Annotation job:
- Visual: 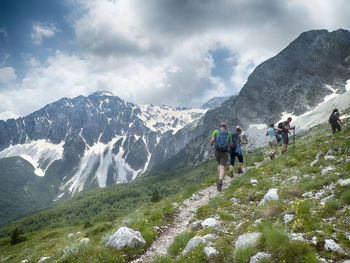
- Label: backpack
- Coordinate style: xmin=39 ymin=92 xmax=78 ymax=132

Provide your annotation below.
xmin=230 ymin=133 xmax=242 ymax=154
xmin=277 ymin=122 xmax=283 ymax=134
xmin=329 ymin=112 xmax=337 ymax=125
xmin=215 ymin=129 xmax=230 ymax=152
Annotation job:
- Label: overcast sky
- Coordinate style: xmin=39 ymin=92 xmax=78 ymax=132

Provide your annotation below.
xmin=0 ymin=0 xmax=349 ymax=119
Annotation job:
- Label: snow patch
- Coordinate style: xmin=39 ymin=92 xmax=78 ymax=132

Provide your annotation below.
xmin=0 ymin=140 xmax=64 ymax=177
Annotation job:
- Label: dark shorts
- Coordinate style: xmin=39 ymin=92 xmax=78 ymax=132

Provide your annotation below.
xmin=331 ymin=123 xmax=341 ymax=133
xmin=230 ymin=151 xmax=243 ymax=165
xmin=282 ymin=133 xmax=289 ymax=144
xmin=215 ymin=150 xmax=228 ymax=166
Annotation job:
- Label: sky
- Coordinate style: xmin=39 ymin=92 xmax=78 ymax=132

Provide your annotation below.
xmin=0 ymin=0 xmax=349 ymax=119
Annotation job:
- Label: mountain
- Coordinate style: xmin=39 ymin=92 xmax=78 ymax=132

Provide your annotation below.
xmin=0 ymin=92 xmax=206 ymax=226
xmin=149 ymin=29 xmax=350 ymax=166
xmin=201 ymin=96 xmax=232 ymax=109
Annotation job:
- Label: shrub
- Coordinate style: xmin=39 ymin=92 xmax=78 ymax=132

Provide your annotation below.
xmin=168 ymin=230 xmax=195 ymax=257
xmin=10 ymin=227 xmax=26 ymax=245
xmin=233 ymin=245 xmax=258 ymax=263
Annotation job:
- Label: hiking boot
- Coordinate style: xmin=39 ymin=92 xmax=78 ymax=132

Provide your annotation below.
xmin=237 ymin=167 xmax=243 ymax=174
xmin=229 ymin=171 xmax=234 ymax=178
xmin=217 ymin=179 xmax=223 ymax=192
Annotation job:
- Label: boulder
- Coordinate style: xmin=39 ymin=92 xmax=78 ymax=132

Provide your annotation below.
xmin=182 ymin=236 xmax=206 ymax=256
xmin=283 ymin=214 xmax=294 ymax=224
xmin=106 ymin=227 xmax=146 ymax=251
xmin=321 ymin=166 xmax=335 ymax=175
xmin=235 ymin=232 xmax=261 ymax=249
xmin=249 ymin=252 xmax=271 ymax=263
xmin=259 ymin=188 xmax=278 ymax=206
xmin=79 ymin=237 xmax=90 ymax=245
xmin=324 ymin=239 xmax=345 ymax=254
xmin=201 ymin=218 xmax=220 ymax=228
xmin=338 ymin=178 xmax=350 ymax=187
xmin=289 ymin=233 xmax=305 ymax=242
xmin=204 ymin=246 xmax=218 ymax=259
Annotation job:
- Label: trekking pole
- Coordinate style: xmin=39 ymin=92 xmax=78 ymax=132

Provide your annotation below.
xmin=293 ymin=128 xmax=296 ymax=148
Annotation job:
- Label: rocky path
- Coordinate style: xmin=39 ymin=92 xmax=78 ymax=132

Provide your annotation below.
xmin=130 ymin=164 xmax=261 ymax=263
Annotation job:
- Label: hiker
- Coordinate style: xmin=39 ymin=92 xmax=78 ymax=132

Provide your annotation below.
xmin=229 ymin=126 xmax=248 ymax=177
xmin=211 ymin=122 xmax=232 ymax=191
xmin=266 ymin=124 xmax=282 ymax=159
xmin=329 ymin=108 xmax=342 ymax=133
xmin=281 ymin=117 xmax=295 ymax=154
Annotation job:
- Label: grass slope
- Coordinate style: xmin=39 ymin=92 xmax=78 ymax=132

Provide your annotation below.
xmin=0 ymin=115 xmax=349 ymax=262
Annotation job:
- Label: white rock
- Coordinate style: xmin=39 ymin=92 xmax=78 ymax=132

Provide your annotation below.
xmin=338 ymin=157 xmax=344 ymax=163
xmin=324 ymin=239 xmax=345 ymax=254
xmin=230 ymin=197 xmax=239 ymax=204
xmin=326 ymin=149 xmax=334 ymax=156
xmin=201 ymin=218 xmax=220 ymax=228
xmin=342 ymin=260 xmax=350 ymax=263
xmin=315 ymin=151 xmax=323 ymax=159
xmin=324 ymin=155 xmax=336 ymax=160
xmin=320 ymin=194 xmax=334 ymax=205
xmin=106 ymin=227 xmax=146 ymax=251
xmin=289 ymin=233 xmax=305 ymax=242
xmin=321 ymin=166 xmax=335 ymax=175
xmin=68 ymin=233 xmax=74 ymax=238
xmin=235 ymin=232 xmax=262 ymax=249
xmin=302 ymin=191 xmax=313 ymax=198
xmin=204 ymin=246 xmax=218 ymax=259
xmin=311 ymin=236 xmax=317 ymax=245
xmin=21 ymin=260 xmax=29 ymax=263
xmin=38 ymin=257 xmax=50 ymax=263
xmin=79 ymin=237 xmax=90 ymax=245
xmin=259 ymin=188 xmax=278 ymax=206
xmin=182 ymin=236 xmax=206 ymax=256
xmin=283 ymin=214 xmax=294 ymax=224
xmin=76 ymin=231 xmax=81 ymax=235
xmin=338 ymin=178 xmax=350 ymax=187
xmin=249 ymin=252 xmax=271 ymax=263
xmin=250 ymin=179 xmax=258 ymax=185
xmin=310 ymin=159 xmax=320 ymax=167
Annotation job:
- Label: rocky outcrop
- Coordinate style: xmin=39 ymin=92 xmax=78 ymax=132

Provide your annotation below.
xmin=106 ymin=227 xmax=146 ymax=251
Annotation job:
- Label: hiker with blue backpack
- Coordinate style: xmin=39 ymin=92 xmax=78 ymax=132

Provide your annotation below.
xmin=266 ymin=124 xmax=282 ymax=159
xmin=229 ymin=126 xmax=248 ymax=177
xmin=211 ymin=122 xmax=232 ymax=192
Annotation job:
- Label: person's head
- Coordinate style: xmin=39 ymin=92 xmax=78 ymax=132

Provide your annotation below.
xmin=270 ymin=124 xmax=274 ymax=128
xmin=287 ymin=117 xmax=292 ymax=123
xmin=236 ymin=125 xmax=242 ymax=134
xmin=333 ymin=108 xmax=338 ymax=113
xmin=220 ymin=122 xmax=228 ymax=129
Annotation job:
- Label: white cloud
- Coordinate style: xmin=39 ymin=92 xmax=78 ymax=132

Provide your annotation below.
xmin=2 ymin=0 xmax=350 ymax=117
xmin=31 ymin=24 xmax=57 ymax=45
xmin=0 ymin=67 xmax=17 ymax=84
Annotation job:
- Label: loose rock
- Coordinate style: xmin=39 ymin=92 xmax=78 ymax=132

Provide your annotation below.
xmin=283 ymin=214 xmax=294 ymax=224
xmin=204 ymin=246 xmax=218 ymax=259
xmin=38 ymin=257 xmax=50 ymax=263
xmin=235 ymin=232 xmax=261 ymax=249
xmin=321 ymin=166 xmax=335 ymax=175
xmin=259 ymin=188 xmax=279 ymax=206
xmin=182 ymin=236 xmax=206 ymax=256
xmin=201 ymin=218 xmax=220 ymax=228
xmin=106 ymin=227 xmax=146 ymax=251
xmin=338 ymin=178 xmax=350 ymax=187
xmin=79 ymin=237 xmax=90 ymax=245
xmin=324 ymin=239 xmax=345 ymax=254
xmin=249 ymin=252 xmax=271 ymax=263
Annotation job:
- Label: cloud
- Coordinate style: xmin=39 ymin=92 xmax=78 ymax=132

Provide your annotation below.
xmin=2 ymin=0 xmax=350 ymax=117
xmin=0 ymin=67 xmax=17 ymax=84
xmin=31 ymin=24 xmax=57 ymax=45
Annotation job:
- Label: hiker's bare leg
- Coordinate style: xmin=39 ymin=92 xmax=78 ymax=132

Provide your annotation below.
xmin=217 ymin=165 xmax=220 ymax=177
xmin=219 ymin=164 xmax=225 ymax=180
xmin=230 ymin=165 xmax=234 ymax=172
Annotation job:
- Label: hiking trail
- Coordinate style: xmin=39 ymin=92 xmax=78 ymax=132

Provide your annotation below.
xmin=130 ymin=162 xmax=264 ymax=263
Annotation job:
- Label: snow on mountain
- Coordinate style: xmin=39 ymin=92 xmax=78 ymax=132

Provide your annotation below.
xmin=137 ymin=104 xmax=207 ymax=134
xmin=0 ymin=139 xmax=64 ymax=176
xmin=244 ymin=80 xmax=350 ymax=149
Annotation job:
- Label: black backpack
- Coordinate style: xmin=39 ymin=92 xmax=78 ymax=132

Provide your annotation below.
xmin=329 ymin=112 xmax=337 ymax=124
xmin=277 ymin=122 xmax=283 ymax=134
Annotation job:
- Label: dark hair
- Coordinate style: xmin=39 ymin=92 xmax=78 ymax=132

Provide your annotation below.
xmin=270 ymin=124 xmax=274 ymax=128
xmin=333 ymin=108 xmax=338 ymax=113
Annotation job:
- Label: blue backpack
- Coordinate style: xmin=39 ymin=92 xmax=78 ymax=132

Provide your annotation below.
xmin=231 ymin=133 xmax=242 ymax=155
xmin=215 ymin=129 xmax=230 ymax=152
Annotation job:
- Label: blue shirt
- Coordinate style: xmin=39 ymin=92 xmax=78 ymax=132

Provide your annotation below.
xmin=267 ymin=128 xmax=276 ymax=139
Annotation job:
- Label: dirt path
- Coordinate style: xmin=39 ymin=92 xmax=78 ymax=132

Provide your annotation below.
xmin=130 ymin=164 xmax=262 ymax=263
